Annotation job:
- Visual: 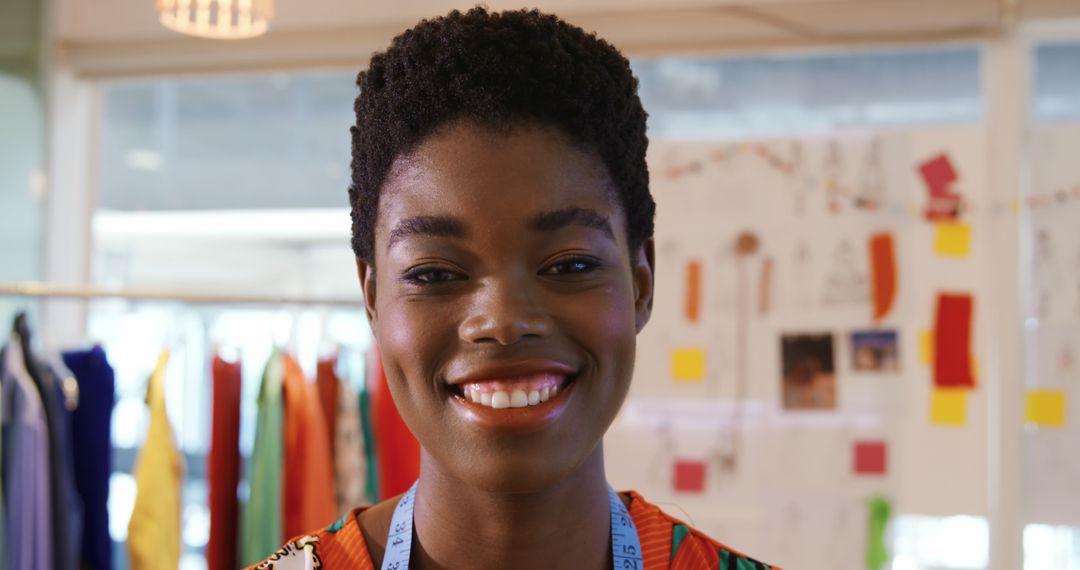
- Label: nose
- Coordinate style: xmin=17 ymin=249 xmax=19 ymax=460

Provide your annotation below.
xmin=458 ymin=275 xmax=552 ymax=346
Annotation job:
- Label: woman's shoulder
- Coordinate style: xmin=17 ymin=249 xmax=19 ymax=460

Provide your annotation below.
xmin=623 ymin=490 xmax=781 ymax=570
xmin=243 ymin=506 xmax=377 ymax=570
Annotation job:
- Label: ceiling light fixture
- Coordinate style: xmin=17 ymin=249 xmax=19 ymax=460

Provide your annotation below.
xmin=157 ymin=0 xmax=274 ymax=40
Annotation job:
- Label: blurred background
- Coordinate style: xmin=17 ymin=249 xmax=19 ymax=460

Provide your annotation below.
xmin=1 ymin=0 xmax=1079 ymax=569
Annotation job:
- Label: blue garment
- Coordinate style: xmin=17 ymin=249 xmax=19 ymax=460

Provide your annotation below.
xmin=0 ymin=342 xmax=6 ymax=570
xmin=1 ymin=337 xmax=53 ymax=570
xmin=20 ymin=339 xmax=82 ymax=570
xmin=62 ymin=346 xmax=115 ymax=570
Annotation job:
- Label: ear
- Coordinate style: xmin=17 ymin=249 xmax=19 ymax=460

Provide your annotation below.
xmin=356 ymin=257 xmax=378 ymax=326
xmin=632 ymin=238 xmax=655 ymax=333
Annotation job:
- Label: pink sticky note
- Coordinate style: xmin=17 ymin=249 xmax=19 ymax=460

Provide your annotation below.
xmin=673 ymin=460 xmax=706 ymax=493
xmin=853 ymin=441 xmax=887 ymax=476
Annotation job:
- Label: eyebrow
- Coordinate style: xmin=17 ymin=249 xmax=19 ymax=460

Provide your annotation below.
xmin=386 ymin=206 xmax=615 ymax=250
xmin=387 ymin=215 xmax=468 ymax=249
xmin=529 ymin=207 xmax=615 ymax=240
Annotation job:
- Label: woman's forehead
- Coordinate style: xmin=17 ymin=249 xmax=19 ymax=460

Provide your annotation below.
xmin=377 ymin=123 xmax=622 ymax=233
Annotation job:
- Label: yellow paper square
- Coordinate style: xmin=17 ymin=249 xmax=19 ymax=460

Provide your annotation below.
xmin=671 ymin=348 xmax=706 ymax=382
xmin=919 ymin=329 xmax=934 ymax=365
xmin=1026 ymin=390 xmax=1066 ymax=427
xmin=931 ymin=389 xmax=967 ymax=426
xmin=934 ymin=222 xmax=972 ymax=258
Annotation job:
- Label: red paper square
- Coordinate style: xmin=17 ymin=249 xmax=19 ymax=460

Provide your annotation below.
xmin=673 ymin=460 xmax=706 ymax=493
xmin=918 ymin=154 xmax=958 ymax=198
xmin=853 ymin=441 xmax=887 ymax=476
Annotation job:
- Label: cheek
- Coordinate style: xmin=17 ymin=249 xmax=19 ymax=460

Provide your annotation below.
xmin=374 ymin=298 xmax=457 ymax=396
xmin=566 ymin=282 xmax=638 ymax=365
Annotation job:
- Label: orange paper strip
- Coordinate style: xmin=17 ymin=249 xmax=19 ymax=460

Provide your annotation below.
xmin=869 ymin=233 xmax=897 ymax=322
xmin=685 ymin=260 xmax=702 ymax=323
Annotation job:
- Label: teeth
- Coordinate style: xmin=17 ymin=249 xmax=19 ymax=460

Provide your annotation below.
xmin=510 ymin=389 xmax=528 ymax=408
xmin=490 ymin=391 xmax=511 ymax=409
xmin=460 ymin=381 xmax=567 ymax=409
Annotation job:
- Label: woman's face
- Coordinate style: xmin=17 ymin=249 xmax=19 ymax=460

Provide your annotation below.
xmin=358 ymin=122 xmax=654 ymax=493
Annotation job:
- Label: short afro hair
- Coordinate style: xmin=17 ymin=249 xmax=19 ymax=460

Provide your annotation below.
xmin=349 ymin=6 xmax=654 ymax=264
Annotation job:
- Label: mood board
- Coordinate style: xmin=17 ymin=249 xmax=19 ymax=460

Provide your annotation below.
xmin=603 ymin=124 xmax=1005 ymax=569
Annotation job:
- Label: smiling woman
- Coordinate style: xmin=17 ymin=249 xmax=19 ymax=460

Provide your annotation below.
xmin=246 ymin=7 xmax=777 ymax=570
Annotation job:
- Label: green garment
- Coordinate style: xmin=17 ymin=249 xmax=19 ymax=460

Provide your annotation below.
xmin=241 ymin=350 xmax=285 ymax=566
xmin=358 ymin=386 xmax=379 ymax=504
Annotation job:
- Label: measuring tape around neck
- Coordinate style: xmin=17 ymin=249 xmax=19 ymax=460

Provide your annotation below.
xmin=380 ymin=482 xmax=644 ymax=570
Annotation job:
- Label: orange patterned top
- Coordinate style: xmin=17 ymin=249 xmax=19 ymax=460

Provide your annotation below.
xmin=246 ymin=490 xmax=780 ymax=570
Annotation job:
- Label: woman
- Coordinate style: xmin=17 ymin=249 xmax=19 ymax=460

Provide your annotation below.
xmin=249 ymin=7 xmax=778 ymax=569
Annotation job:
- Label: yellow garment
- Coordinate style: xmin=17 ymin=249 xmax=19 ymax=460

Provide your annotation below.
xmin=127 ymin=351 xmax=185 ymax=569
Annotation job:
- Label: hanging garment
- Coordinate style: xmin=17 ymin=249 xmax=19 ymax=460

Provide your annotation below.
xmin=368 ymin=349 xmax=419 ymax=500
xmin=357 ymin=382 xmax=378 ymax=504
xmin=241 ymin=350 xmax=285 ymax=566
xmin=316 ymin=357 xmax=339 ymax=468
xmin=207 ymin=354 xmax=242 ymax=570
xmin=1 ymin=335 xmax=53 ymax=570
xmin=127 ymin=350 xmax=184 ymax=570
xmin=0 ymin=342 xmax=6 ymax=570
xmin=62 ymin=345 xmax=116 ymax=570
xmin=332 ymin=369 xmax=366 ymax=516
xmin=281 ymin=354 xmax=337 ymax=539
xmin=16 ymin=318 xmax=82 ymax=570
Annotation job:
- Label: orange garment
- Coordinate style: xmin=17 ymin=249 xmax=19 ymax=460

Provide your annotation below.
xmin=315 ymin=357 xmax=340 ymax=467
xmin=245 ymin=490 xmax=780 ymax=569
xmin=281 ymin=355 xmax=337 ymax=540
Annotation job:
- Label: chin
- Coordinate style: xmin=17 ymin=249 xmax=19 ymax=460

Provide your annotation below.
xmin=433 ymin=438 xmax=602 ymax=495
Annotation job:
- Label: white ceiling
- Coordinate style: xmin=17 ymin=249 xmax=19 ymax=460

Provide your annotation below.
xmin=53 ymin=0 xmax=1080 ymax=76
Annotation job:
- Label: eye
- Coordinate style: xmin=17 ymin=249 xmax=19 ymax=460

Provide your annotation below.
xmin=542 ymin=256 xmax=601 ymax=276
xmin=403 ymin=267 xmax=463 ymax=284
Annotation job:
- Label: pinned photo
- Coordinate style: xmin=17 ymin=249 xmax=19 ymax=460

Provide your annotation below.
xmin=851 ymin=330 xmax=900 ymax=372
xmin=781 ymin=333 xmax=837 ymax=410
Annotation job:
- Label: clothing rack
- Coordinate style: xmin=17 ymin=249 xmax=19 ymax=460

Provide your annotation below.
xmin=0 ymin=281 xmax=359 ymax=307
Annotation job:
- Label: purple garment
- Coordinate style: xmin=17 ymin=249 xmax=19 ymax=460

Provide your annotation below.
xmin=1 ymin=339 xmax=53 ymax=570
xmin=62 ymin=345 xmax=115 ymax=570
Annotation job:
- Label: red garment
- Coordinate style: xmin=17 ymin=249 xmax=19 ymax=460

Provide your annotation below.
xmin=316 ymin=357 xmax=340 ymax=467
xmin=368 ymin=348 xmax=420 ymax=500
xmin=282 ymin=355 xmax=338 ymax=540
xmin=207 ymin=355 xmax=242 ymax=570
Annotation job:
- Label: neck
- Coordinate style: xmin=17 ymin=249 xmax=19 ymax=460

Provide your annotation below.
xmin=411 ymin=445 xmax=612 ymax=570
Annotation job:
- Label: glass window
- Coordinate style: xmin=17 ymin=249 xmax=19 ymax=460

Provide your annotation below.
xmin=1033 ymin=43 xmax=1080 ymax=121
xmin=95 ymin=70 xmax=367 ymax=570
xmin=633 ymin=47 xmax=982 ymax=138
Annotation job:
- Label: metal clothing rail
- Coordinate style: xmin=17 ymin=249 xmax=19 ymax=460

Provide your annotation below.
xmin=0 ymin=281 xmax=360 ymax=307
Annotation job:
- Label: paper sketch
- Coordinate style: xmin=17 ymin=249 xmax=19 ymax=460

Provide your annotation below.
xmin=823 ymin=240 xmax=870 ymax=307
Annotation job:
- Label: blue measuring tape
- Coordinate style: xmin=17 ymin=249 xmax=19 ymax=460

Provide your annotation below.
xmin=380 ymin=482 xmax=644 ymax=570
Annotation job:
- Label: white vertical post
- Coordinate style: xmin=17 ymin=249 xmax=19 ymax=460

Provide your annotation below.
xmin=41 ymin=60 xmax=98 ymax=350
xmin=982 ymin=28 xmax=1029 ymax=570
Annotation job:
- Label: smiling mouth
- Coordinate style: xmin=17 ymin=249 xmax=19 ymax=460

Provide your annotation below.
xmin=450 ymin=372 xmax=573 ymax=409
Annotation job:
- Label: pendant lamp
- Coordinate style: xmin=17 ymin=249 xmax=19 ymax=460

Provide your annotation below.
xmin=158 ymin=0 xmax=274 ymax=40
